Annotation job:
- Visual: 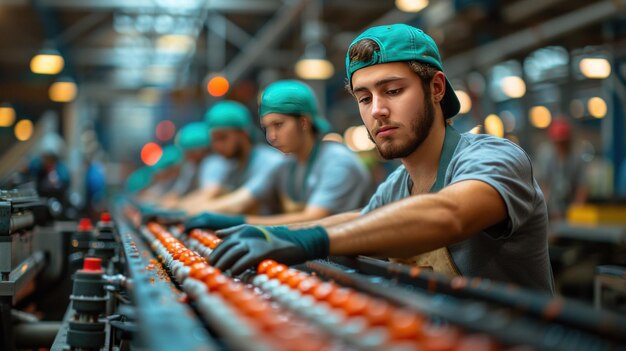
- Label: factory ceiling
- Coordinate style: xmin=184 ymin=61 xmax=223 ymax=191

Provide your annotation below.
xmin=0 ymin=0 xmax=617 ymax=112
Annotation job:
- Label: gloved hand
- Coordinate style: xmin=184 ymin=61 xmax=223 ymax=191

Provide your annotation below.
xmin=209 ymin=225 xmax=329 ymax=275
xmin=183 ymin=212 xmax=245 ymax=232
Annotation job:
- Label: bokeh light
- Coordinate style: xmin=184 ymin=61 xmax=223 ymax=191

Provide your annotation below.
xmin=207 ymin=76 xmax=230 ymax=97
xmin=141 ymin=142 xmax=163 ymax=166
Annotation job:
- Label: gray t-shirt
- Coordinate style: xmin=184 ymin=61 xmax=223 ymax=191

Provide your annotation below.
xmin=198 ymin=154 xmax=233 ymax=189
xmin=170 ymin=160 xmax=198 ymax=196
xmin=362 ymin=132 xmax=554 ymax=293
xmin=268 ymin=141 xmax=372 ymax=213
xmin=199 ymin=145 xmax=285 ymax=214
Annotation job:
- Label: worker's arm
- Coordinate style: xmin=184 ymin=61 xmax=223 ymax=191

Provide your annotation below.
xmin=286 ymin=211 xmax=361 ymax=229
xmin=327 ymin=180 xmax=507 ymax=258
xmin=209 ymin=180 xmax=508 ymax=274
xmin=186 ymin=187 xmax=258 ymax=215
xmin=245 ymin=206 xmax=332 ymax=226
xmin=177 ymin=185 xmax=223 ymax=213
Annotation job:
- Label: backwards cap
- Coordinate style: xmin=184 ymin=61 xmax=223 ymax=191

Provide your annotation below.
xmin=345 ymin=24 xmax=460 ymax=119
xmin=204 ymin=100 xmax=255 ymax=138
xmin=176 ymin=122 xmax=210 ymax=151
xmin=259 ymin=80 xmax=332 ymax=134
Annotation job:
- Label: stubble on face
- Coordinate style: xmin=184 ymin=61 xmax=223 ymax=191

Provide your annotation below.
xmin=368 ymin=93 xmax=435 ymax=160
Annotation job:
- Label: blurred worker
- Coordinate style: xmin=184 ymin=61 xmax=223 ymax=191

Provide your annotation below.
xmin=179 ymin=100 xmax=285 ymax=215
xmin=23 ymin=132 xmax=71 ymax=202
xmin=139 ymin=145 xmax=183 ymax=202
xmin=209 ymin=24 xmax=554 ymax=293
xmin=160 ymin=122 xmax=212 ymax=207
xmin=84 ymin=151 xmax=107 ymax=217
xmin=173 ymin=121 xmax=240 ymax=209
xmin=535 ymin=117 xmax=588 ymax=219
xmin=183 ymin=80 xmax=372 ymax=230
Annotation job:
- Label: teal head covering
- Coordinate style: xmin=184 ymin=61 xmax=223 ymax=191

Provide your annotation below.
xmin=126 ymin=167 xmax=154 ymax=193
xmin=176 ymin=122 xmax=210 ymax=151
xmin=259 ymin=80 xmax=332 ymax=134
xmin=345 ymin=24 xmax=460 ymax=119
xmin=152 ymin=145 xmax=183 ymax=171
xmin=204 ymin=100 xmax=255 ymax=139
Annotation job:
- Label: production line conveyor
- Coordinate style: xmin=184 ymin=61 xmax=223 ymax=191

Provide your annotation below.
xmin=35 ymin=199 xmax=626 ymax=351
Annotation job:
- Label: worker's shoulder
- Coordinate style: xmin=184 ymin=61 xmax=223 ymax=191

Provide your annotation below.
xmin=457 ymin=132 xmax=530 ymax=160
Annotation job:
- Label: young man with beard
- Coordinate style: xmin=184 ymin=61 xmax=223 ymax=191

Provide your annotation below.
xmin=209 ymin=24 xmax=554 ymax=293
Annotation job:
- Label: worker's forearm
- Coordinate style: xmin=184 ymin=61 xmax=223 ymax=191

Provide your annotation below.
xmin=286 ymin=211 xmax=360 ymax=229
xmin=246 ymin=208 xmax=331 ymax=226
xmin=326 ymin=194 xmax=464 ymax=258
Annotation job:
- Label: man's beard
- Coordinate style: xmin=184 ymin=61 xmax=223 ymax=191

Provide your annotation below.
xmin=228 ymin=141 xmax=244 ymax=160
xmin=368 ymin=96 xmax=435 ymax=160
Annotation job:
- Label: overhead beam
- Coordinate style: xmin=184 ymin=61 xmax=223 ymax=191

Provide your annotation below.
xmin=444 ymin=0 xmax=626 ymax=77
xmin=7 ymin=0 xmax=281 ymax=12
xmin=207 ymin=13 xmax=252 ymax=50
xmin=502 ymin=0 xmax=566 ymax=24
xmin=224 ymin=0 xmax=309 ymax=83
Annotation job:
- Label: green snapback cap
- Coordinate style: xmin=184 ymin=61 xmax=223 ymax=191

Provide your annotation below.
xmin=346 ymin=24 xmax=460 ymax=119
xmin=176 ymin=122 xmax=210 ymax=151
xmin=259 ymin=80 xmax=332 ymax=134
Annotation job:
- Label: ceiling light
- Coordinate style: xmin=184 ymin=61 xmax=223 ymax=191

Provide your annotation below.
xmin=579 ymin=58 xmax=611 ymax=79
xmin=587 ymin=97 xmax=607 ymax=118
xmin=500 ymin=76 xmax=526 ymax=98
xmin=49 ymin=77 xmax=78 ymax=103
xmin=529 ymin=106 xmax=552 ymax=128
xmin=30 ymin=48 xmax=64 ymax=75
xmin=295 ymin=58 xmax=334 ymax=80
xmin=14 ymin=119 xmax=33 ymax=141
xmin=156 ymin=34 xmax=195 ymax=54
xmin=0 ymin=103 xmax=16 ymax=127
xmin=395 ymin=0 xmax=429 ymax=12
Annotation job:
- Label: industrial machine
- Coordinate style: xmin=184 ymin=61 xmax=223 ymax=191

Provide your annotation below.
xmin=2 ymin=193 xmax=625 ymax=351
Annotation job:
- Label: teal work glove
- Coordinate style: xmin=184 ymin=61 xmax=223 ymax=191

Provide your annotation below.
xmin=209 ymin=225 xmax=329 ymax=275
xmin=183 ymin=212 xmax=245 ymax=232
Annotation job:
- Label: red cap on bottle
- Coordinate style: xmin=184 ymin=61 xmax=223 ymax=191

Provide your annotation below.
xmin=83 ymin=257 xmax=102 ymax=272
xmin=78 ymin=218 xmax=93 ymax=231
xmin=100 ymin=212 xmax=112 ymax=223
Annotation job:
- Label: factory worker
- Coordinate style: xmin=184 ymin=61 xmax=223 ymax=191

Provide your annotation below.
xmin=184 ymin=80 xmax=371 ymax=231
xmin=179 ymin=100 xmax=285 ymax=216
xmin=209 ymin=24 xmax=554 ymax=294
xmin=162 ymin=121 xmax=227 ymax=208
xmin=139 ymin=145 xmax=183 ymax=202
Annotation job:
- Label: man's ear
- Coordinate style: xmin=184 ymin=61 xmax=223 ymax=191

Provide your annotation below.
xmin=299 ymin=116 xmax=311 ymax=131
xmin=431 ymin=71 xmax=446 ymax=104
